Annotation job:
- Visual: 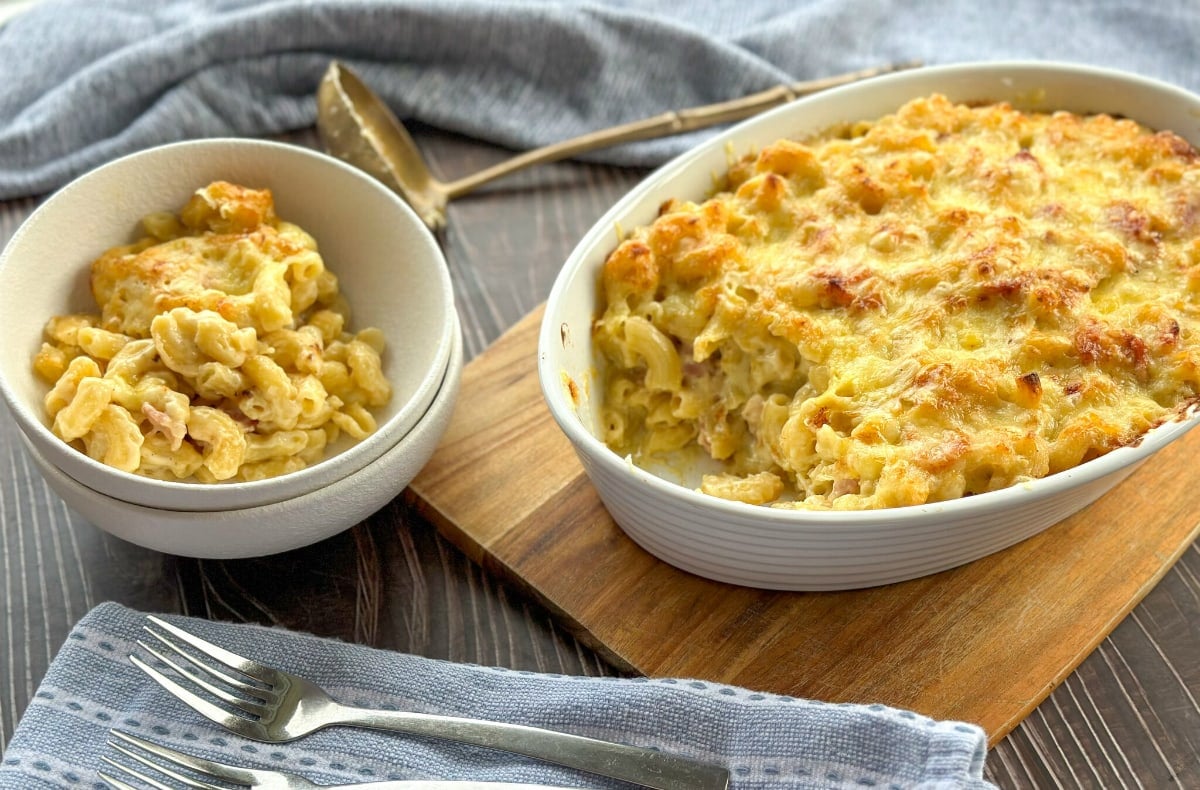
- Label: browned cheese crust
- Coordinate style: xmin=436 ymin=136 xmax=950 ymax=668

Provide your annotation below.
xmin=594 ymin=95 xmax=1200 ymax=509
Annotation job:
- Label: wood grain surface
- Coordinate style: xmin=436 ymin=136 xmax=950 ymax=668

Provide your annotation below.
xmin=2 ymin=127 xmax=1199 ymax=787
xmin=409 ymin=305 xmax=1200 ymax=747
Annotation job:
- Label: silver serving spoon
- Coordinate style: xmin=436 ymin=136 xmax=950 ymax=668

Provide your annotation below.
xmin=316 ymin=59 xmax=921 ymax=231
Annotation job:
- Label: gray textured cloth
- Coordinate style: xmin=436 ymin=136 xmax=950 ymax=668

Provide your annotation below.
xmin=2 ymin=0 xmax=1200 ymax=199
xmin=0 ymin=603 xmax=992 ymax=789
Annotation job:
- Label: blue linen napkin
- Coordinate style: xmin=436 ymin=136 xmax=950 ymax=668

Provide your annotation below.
xmin=0 ymin=603 xmax=993 ymax=789
xmin=3 ymin=0 xmax=1200 ymax=199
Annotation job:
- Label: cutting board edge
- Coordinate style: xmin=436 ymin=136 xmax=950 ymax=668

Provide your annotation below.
xmin=405 ymin=487 xmax=644 ymax=675
xmin=984 ymin=513 xmax=1200 ymax=747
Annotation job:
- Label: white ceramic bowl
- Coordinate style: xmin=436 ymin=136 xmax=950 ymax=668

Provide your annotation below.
xmin=538 ymin=61 xmax=1200 ymax=591
xmin=21 ymin=317 xmax=462 ymax=558
xmin=0 ymin=139 xmax=455 ymax=511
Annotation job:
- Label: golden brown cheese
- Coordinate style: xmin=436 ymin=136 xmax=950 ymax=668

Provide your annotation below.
xmin=594 ymin=94 xmax=1200 ymax=510
xmin=90 ymin=181 xmax=324 ymax=336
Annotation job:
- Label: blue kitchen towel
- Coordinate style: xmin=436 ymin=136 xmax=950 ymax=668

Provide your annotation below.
xmin=2 ymin=0 xmax=1200 ymax=199
xmin=0 ymin=603 xmax=993 ymax=789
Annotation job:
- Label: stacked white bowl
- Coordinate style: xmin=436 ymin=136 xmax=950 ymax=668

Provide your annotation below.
xmin=0 ymin=140 xmax=460 ymax=558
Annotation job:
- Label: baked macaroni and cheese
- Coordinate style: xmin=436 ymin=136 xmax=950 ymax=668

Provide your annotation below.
xmin=595 ymin=94 xmax=1200 ymax=510
xmin=34 ymin=181 xmax=392 ymax=482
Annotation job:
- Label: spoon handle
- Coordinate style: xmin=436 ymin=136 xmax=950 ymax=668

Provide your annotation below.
xmin=443 ymin=60 xmax=922 ymax=198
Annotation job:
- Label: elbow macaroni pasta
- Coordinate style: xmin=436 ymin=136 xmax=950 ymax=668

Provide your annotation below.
xmin=595 ymin=95 xmax=1200 ymax=510
xmin=34 ymin=181 xmax=392 ymax=482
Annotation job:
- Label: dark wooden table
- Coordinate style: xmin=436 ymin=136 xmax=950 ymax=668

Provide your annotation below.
xmin=1 ymin=126 xmax=1198 ymax=788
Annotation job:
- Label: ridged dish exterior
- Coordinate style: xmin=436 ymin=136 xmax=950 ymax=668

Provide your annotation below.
xmin=578 ymin=450 xmax=1139 ymax=589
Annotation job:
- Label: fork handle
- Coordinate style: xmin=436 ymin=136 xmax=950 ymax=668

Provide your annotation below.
xmin=326 ymin=705 xmax=730 ymax=790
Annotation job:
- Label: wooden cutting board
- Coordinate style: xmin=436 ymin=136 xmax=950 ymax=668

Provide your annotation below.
xmin=407 ymin=305 xmax=1200 ymax=746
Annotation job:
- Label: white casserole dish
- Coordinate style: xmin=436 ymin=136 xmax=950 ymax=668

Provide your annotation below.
xmin=538 ymin=61 xmax=1200 ymax=590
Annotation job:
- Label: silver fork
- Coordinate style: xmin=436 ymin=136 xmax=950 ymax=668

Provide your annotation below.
xmin=100 ymin=729 xmax=590 ymax=789
xmin=131 ymin=616 xmax=729 ymax=790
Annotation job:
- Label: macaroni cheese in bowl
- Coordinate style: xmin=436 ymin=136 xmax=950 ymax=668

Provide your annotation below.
xmin=0 ymin=139 xmax=455 ymax=515
xmin=539 ymin=62 xmax=1200 ymax=589
xmin=36 ymin=181 xmax=393 ymax=484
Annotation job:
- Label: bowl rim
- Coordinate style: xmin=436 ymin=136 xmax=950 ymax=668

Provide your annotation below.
xmin=0 ymin=137 xmax=456 ymax=509
xmin=537 ymin=59 xmax=1200 ymax=529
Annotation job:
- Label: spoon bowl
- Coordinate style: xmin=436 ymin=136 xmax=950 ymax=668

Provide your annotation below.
xmin=317 ymin=62 xmax=451 ymax=229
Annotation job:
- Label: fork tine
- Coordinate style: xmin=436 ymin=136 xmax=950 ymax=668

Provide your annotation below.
xmin=100 ymin=752 xmax=225 ymax=790
xmin=97 ymin=769 xmax=144 ymax=790
xmin=136 ymin=637 xmax=272 ymax=717
xmin=130 ymin=653 xmax=264 ymax=739
xmin=107 ymin=730 xmax=254 ymax=788
xmin=140 ymin=632 xmax=268 ymax=697
xmin=146 ymin=615 xmax=277 ymax=685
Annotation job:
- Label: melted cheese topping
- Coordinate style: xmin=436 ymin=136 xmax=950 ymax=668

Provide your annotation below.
xmin=35 ymin=181 xmax=392 ymax=483
xmin=90 ymin=181 xmax=323 ymax=336
xmin=594 ymin=94 xmax=1200 ymax=510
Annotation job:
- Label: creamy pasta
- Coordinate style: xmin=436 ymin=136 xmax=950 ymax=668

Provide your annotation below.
xmin=34 ymin=181 xmax=392 ymax=482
